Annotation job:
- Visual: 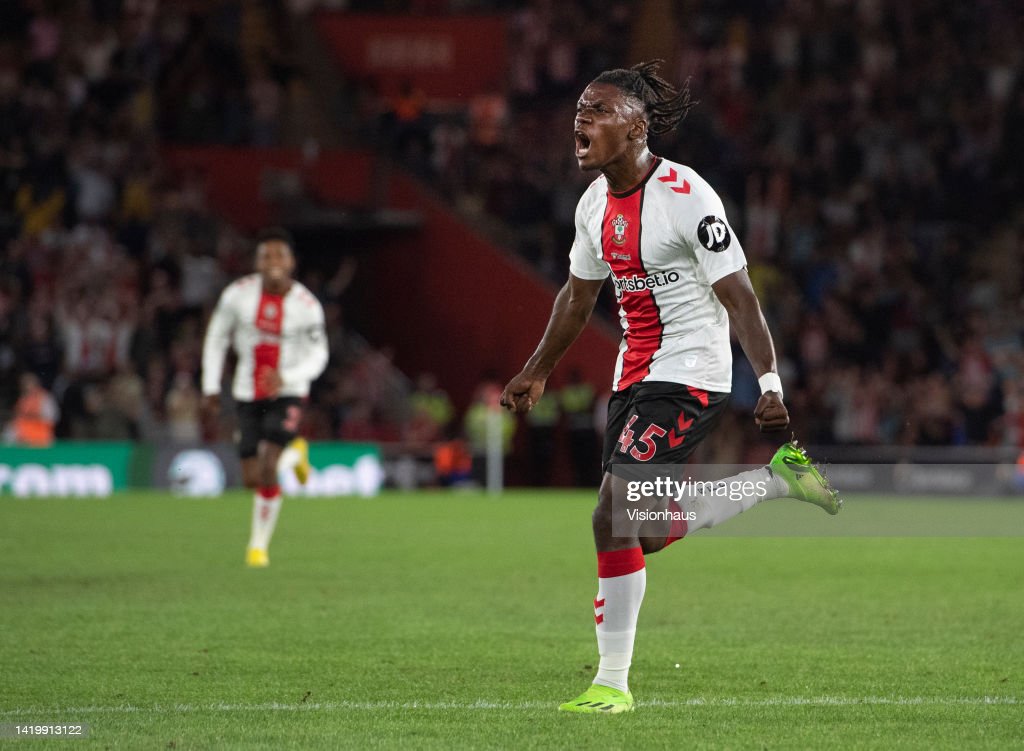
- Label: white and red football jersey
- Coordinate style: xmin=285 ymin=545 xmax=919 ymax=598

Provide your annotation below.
xmin=569 ymin=157 xmax=747 ymax=393
xmin=202 ymin=274 xmax=329 ymax=402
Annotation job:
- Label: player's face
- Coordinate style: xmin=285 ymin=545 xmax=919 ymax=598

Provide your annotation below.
xmin=573 ymin=83 xmax=646 ymax=171
xmin=255 ymin=240 xmax=295 ymax=285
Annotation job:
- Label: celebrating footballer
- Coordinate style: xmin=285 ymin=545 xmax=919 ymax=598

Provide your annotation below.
xmin=501 ymin=61 xmax=842 ymax=714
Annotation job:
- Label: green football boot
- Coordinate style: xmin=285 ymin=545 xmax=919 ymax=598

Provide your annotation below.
xmin=769 ymin=440 xmax=842 ymax=515
xmin=558 ymin=684 xmax=634 ymax=714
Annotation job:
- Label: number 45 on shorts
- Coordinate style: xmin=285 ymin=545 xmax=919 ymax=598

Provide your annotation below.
xmin=616 ymin=415 xmax=666 ymax=461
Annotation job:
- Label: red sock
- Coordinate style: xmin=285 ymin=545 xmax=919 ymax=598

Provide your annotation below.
xmin=258 ymin=484 xmax=280 ymax=499
xmin=596 ymin=546 xmax=646 ymax=578
xmin=663 ymin=498 xmax=688 ymax=548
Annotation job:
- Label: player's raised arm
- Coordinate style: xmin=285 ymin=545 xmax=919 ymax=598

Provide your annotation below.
xmin=711 ymin=269 xmax=789 ymax=431
xmin=500 ymin=273 xmax=604 ymax=414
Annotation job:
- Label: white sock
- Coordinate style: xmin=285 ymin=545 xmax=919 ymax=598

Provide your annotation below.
xmin=248 ymin=489 xmax=282 ymax=550
xmin=593 ymin=547 xmax=646 ymax=693
xmin=683 ymin=467 xmax=788 ymax=533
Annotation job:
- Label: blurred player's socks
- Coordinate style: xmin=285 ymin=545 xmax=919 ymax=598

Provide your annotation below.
xmin=593 ymin=547 xmax=646 ymax=693
xmin=684 ymin=467 xmax=788 ymax=533
xmin=249 ymin=484 xmax=282 ymax=552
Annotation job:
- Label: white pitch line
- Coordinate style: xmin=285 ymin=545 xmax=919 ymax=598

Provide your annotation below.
xmin=0 ymin=696 xmax=1018 ymax=717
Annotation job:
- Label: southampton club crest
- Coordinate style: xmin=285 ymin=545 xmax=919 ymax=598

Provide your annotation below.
xmin=611 ymin=213 xmax=629 ymax=245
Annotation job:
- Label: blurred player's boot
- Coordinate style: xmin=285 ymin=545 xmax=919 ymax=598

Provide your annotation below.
xmin=278 ymin=438 xmax=310 ymax=485
xmin=290 ymin=437 xmax=310 ymax=485
xmin=558 ymin=684 xmax=634 ymax=714
xmin=769 ymin=440 xmax=842 ymax=514
xmin=246 ymin=547 xmax=269 ymax=568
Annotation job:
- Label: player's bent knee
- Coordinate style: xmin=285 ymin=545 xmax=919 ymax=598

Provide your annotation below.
xmin=640 ymin=536 xmax=668 ymax=555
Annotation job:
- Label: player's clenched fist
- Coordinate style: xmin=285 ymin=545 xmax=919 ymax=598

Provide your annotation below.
xmin=500 ymin=372 xmax=546 ymax=414
xmin=753 ymin=392 xmax=789 ymax=431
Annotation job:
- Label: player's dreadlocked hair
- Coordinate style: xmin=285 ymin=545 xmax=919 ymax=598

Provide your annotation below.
xmin=593 ymin=60 xmax=695 ymax=135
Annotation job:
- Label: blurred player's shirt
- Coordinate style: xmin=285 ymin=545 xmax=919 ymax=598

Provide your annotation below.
xmin=568 ymin=158 xmax=747 ymax=393
xmin=202 ymin=274 xmax=329 ymax=402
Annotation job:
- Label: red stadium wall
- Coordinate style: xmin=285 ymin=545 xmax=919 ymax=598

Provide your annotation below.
xmin=160 ymin=147 xmax=619 ymax=411
xmin=315 ymin=13 xmax=508 ymax=102
xmin=361 ymin=174 xmax=619 ymax=409
xmin=163 ymin=147 xmax=377 ymax=231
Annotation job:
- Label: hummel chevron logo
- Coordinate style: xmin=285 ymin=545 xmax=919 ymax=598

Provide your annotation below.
xmin=657 ymin=167 xmax=691 ymax=194
xmin=667 ymin=413 xmax=694 ymax=448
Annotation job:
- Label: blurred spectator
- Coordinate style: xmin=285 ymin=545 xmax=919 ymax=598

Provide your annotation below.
xmin=88 ymin=381 xmax=136 ymax=440
xmin=464 ymin=380 xmax=516 ymax=483
xmin=3 ymin=372 xmax=59 ymax=447
xmin=433 ymin=425 xmax=473 ymax=488
xmin=384 ymin=79 xmax=430 ymax=168
xmin=20 ymin=312 xmax=61 ymax=389
xmin=108 ymin=364 xmax=146 ymax=436
xmin=247 ymin=62 xmax=284 ymax=146
xmin=523 ymin=385 xmax=559 ymax=486
xmin=165 ymin=371 xmax=202 ymax=443
xmin=561 ymin=369 xmax=597 ymax=485
xmin=406 ymin=372 xmax=454 ymax=446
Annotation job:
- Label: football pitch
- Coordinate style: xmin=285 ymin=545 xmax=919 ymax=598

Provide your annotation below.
xmin=1 ymin=491 xmax=1022 ymax=750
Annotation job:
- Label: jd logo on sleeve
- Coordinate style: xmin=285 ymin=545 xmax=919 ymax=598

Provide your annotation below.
xmin=697 ymin=216 xmax=731 ymax=252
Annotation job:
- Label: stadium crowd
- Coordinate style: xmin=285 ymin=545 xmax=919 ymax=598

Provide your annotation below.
xmin=1 ymin=0 xmax=1023 ymax=468
xmin=0 ymin=0 xmax=408 ymax=447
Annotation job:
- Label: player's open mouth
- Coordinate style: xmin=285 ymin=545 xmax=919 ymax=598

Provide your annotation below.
xmin=574 ymin=130 xmax=591 ymax=157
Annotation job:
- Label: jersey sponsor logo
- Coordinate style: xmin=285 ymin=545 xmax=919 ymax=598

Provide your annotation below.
xmin=610 ymin=213 xmax=629 ymax=245
xmin=613 ymin=270 xmax=681 ymax=298
xmin=697 ymin=215 xmax=731 ymax=252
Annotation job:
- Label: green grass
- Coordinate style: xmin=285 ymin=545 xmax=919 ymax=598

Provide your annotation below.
xmin=1 ymin=491 xmax=1022 ymax=750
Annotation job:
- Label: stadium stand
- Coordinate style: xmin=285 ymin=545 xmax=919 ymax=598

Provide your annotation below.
xmin=1 ymin=0 xmax=1022 ymax=481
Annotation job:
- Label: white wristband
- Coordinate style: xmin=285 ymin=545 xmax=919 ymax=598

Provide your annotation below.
xmin=758 ymin=372 xmax=783 ymax=399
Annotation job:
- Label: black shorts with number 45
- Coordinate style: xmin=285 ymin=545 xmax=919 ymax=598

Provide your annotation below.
xmin=602 ymin=381 xmax=729 ymax=470
xmin=235 ymin=398 xmax=304 ymax=459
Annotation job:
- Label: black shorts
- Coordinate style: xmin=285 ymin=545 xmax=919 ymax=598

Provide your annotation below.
xmin=602 ymin=381 xmax=729 ymax=470
xmin=236 ymin=398 xmax=304 ymax=459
